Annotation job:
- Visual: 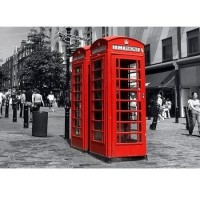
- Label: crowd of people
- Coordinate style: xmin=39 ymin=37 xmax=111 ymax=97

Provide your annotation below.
xmin=155 ymin=94 xmax=172 ymax=122
xmin=0 ymin=89 xmax=62 ymax=121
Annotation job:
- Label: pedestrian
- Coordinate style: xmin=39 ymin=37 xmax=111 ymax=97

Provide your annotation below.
xmin=130 ymin=92 xmax=137 ymax=120
xmin=164 ymin=98 xmax=172 ymax=119
xmin=0 ymin=90 xmax=5 ymax=117
xmin=188 ymin=92 xmax=200 ymax=135
xmin=19 ymin=90 xmax=26 ymax=118
xmin=25 ymin=88 xmax=33 ymax=121
xmin=32 ymin=89 xmax=44 ymax=112
xmin=47 ymin=91 xmax=55 ymax=112
xmin=16 ymin=91 xmax=21 ymax=110
xmin=157 ymin=94 xmax=164 ymax=122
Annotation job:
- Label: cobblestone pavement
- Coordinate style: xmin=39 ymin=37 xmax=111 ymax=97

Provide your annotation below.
xmin=0 ymin=106 xmax=200 ymax=168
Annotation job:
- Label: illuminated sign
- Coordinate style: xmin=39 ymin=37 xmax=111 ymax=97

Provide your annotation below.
xmin=92 ymin=46 xmax=106 ymax=54
xmin=112 ymin=45 xmax=143 ymax=52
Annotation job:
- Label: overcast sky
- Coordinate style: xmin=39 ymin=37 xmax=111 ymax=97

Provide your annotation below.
xmin=0 ymin=27 xmax=31 ymax=64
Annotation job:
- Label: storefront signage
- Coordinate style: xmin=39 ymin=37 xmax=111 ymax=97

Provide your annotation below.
xmin=92 ymin=46 xmax=106 ymax=55
xmin=112 ymin=45 xmax=143 ymax=53
xmin=74 ymin=54 xmax=85 ymax=61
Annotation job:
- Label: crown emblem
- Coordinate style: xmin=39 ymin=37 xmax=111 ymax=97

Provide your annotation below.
xmin=124 ymin=39 xmax=129 ymax=45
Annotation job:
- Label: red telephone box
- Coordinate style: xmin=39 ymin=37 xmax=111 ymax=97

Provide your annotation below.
xmin=71 ymin=46 xmax=91 ymax=151
xmin=89 ymin=36 xmax=146 ymax=158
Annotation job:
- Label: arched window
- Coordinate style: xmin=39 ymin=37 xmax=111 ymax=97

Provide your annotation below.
xmin=102 ymin=27 xmax=109 ymax=37
xmin=55 ymin=42 xmax=59 ymax=51
xmin=85 ymin=27 xmax=92 ymax=45
xmin=72 ymin=30 xmax=80 ymax=47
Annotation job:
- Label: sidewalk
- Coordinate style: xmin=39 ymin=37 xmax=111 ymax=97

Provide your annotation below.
xmin=0 ymin=106 xmax=200 ymax=168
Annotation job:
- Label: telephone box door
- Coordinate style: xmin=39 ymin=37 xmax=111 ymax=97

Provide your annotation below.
xmin=89 ymin=56 xmax=107 ymax=156
xmin=71 ymin=47 xmax=90 ymax=151
xmin=111 ymin=55 xmax=146 ymax=157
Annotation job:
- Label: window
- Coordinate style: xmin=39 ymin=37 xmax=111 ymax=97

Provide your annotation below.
xmin=72 ymin=30 xmax=80 ymax=47
xmin=85 ymin=27 xmax=92 ymax=45
xmin=145 ymin=44 xmax=150 ymax=66
xmin=49 ymin=28 xmax=52 ymax=36
xmin=102 ymin=27 xmax=109 ymax=37
xmin=187 ymin=28 xmax=200 ymax=56
xmin=162 ymin=37 xmax=173 ymax=62
xmin=55 ymin=42 xmax=59 ymax=51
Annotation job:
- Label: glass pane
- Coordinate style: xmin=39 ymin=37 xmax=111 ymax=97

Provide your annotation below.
xmin=94 ymin=80 xmax=102 ymax=89
xmin=94 ymin=60 xmax=102 ymax=70
xmin=75 ymin=110 xmax=81 ymax=118
xmin=94 ymin=91 xmax=102 ymax=99
xmin=75 ymin=84 xmax=81 ymax=91
xmin=75 ymin=128 xmax=81 ymax=136
xmin=75 ymin=119 xmax=81 ymax=127
xmin=189 ymin=37 xmax=199 ymax=54
xmin=94 ymin=131 xmax=103 ymax=141
xmin=75 ymin=93 xmax=81 ymax=100
xmin=117 ymin=122 xmax=138 ymax=132
xmin=94 ymin=122 xmax=102 ymax=130
xmin=75 ymin=76 xmax=81 ymax=82
xmin=94 ymin=101 xmax=102 ymax=110
xmin=75 ymin=102 xmax=81 ymax=109
xmin=117 ymin=134 xmax=139 ymax=143
xmin=94 ymin=70 xmax=102 ymax=79
xmin=94 ymin=111 xmax=102 ymax=120
xmin=75 ymin=66 xmax=81 ymax=74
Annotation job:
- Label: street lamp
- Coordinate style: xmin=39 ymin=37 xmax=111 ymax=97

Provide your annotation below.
xmin=65 ymin=27 xmax=72 ymax=140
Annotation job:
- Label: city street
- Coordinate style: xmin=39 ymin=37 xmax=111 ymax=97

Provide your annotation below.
xmin=0 ymin=106 xmax=200 ymax=168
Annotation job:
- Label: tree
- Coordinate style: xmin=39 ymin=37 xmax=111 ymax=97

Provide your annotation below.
xmin=20 ymin=28 xmax=66 ymax=94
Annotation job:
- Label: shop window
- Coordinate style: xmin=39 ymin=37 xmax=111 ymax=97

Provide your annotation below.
xmin=145 ymin=44 xmax=150 ymax=66
xmin=187 ymin=28 xmax=200 ymax=56
xmin=102 ymin=27 xmax=109 ymax=37
xmin=162 ymin=37 xmax=173 ymax=62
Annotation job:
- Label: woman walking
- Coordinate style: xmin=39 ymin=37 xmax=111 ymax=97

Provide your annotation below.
xmin=32 ymin=89 xmax=44 ymax=112
xmin=189 ymin=92 xmax=200 ymax=135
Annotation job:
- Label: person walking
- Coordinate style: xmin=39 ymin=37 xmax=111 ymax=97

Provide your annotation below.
xmin=0 ymin=90 xmax=5 ymax=117
xmin=19 ymin=90 xmax=26 ymax=118
xmin=47 ymin=91 xmax=55 ymax=112
xmin=164 ymin=98 xmax=172 ymax=119
xmin=188 ymin=92 xmax=200 ymax=135
xmin=25 ymin=88 xmax=33 ymax=121
xmin=32 ymin=89 xmax=44 ymax=112
xmin=157 ymin=94 xmax=164 ymax=122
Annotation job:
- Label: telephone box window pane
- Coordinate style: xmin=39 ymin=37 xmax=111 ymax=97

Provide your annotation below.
xmin=117 ymin=122 xmax=138 ymax=132
xmin=75 ymin=93 xmax=81 ymax=100
xmin=75 ymin=110 xmax=81 ymax=118
xmin=94 ymin=101 xmax=102 ymax=109
xmin=94 ymin=111 xmax=102 ymax=120
xmin=94 ymin=80 xmax=102 ymax=89
xmin=75 ymin=76 xmax=81 ymax=82
xmin=94 ymin=60 xmax=102 ymax=70
xmin=75 ymin=119 xmax=81 ymax=127
xmin=94 ymin=70 xmax=102 ymax=79
xmin=94 ymin=131 xmax=102 ymax=141
xmin=94 ymin=122 xmax=102 ymax=130
xmin=117 ymin=134 xmax=139 ymax=143
xmin=94 ymin=91 xmax=102 ymax=99
xmin=75 ymin=84 xmax=81 ymax=91
xmin=75 ymin=67 xmax=81 ymax=74
xmin=75 ymin=128 xmax=81 ymax=136
xmin=75 ymin=102 xmax=81 ymax=109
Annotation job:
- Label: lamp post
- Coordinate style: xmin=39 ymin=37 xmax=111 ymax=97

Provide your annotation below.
xmin=65 ymin=27 xmax=72 ymax=140
xmin=58 ymin=28 xmax=90 ymax=140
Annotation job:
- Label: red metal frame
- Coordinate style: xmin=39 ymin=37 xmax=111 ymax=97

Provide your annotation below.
xmin=71 ymin=46 xmax=90 ymax=151
xmin=90 ymin=36 xmax=146 ymax=158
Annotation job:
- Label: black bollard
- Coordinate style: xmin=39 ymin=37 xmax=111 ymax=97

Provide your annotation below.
xmin=13 ymin=101 xmax=17 ymax=122
xmin=149 ymin=105 xmax=159 ymax=130
xmin=175 ymin=107 xmax=179 ymax=123
xmin=5 ymin=99 xmax=9 ymax=118
xmin=24 ymin=104 xmax=29 ymax=128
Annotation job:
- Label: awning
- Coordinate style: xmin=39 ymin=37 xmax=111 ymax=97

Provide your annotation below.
xmin=146 ymin=70 xmax=175 ymax=88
